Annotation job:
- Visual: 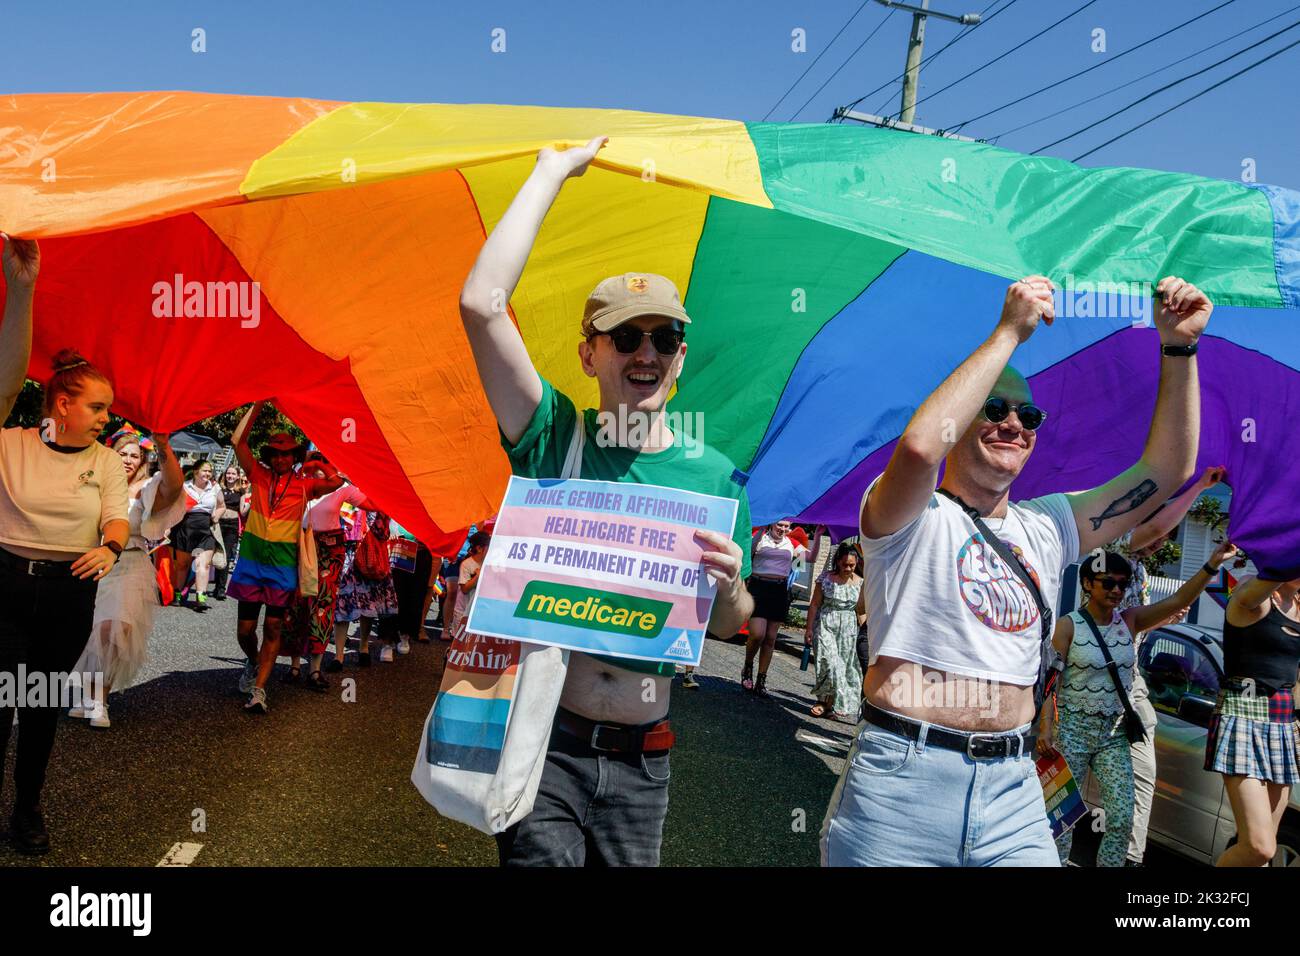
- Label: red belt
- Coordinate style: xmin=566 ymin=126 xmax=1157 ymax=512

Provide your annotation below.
xmin=554 ymin=708 xmax=675 ymax=753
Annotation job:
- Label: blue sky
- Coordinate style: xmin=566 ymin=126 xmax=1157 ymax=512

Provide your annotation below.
xmin=4 ymin=0 xmax=1299 ymax=187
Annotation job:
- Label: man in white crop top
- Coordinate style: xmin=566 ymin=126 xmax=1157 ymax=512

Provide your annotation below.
xmin=821 ymin=274 xmax=1214 ymax=867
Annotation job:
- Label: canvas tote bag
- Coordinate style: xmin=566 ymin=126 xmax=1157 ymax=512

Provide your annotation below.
xmin=410 ymin=417 xmax=583 ymax=834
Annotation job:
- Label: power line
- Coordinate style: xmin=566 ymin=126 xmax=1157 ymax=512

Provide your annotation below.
xmin=762 ymin=1 xmax=876 ymax=121
xmin=1071 ymin=33 xmax=1300 ymax=161
xmin=887 ymin=0 xmax=1102 ymax=119
xmin=982 ymin=1 xmax=1300 ymax=143
xmin=948 ymin=0 xmax=1236 ymax=132
xmin=788 ymin=7 xmax=897 ymax=121
xmin=840 ymin=0 xmax=1014 ymax=117
xmin=1033 ymin=17 xmax=1300 ymax=154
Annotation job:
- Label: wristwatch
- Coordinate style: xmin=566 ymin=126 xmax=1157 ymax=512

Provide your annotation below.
xmin=104 ymin=540 xmax=124 ymax=557
xmin=1162 ymin=343 xmax=1198 ymax=357
xmin=1201 ymin=561 xmax=1221 ymax=576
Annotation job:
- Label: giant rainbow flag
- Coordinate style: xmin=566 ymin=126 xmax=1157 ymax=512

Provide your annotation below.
xmin=2 ymin=93 xmax=1297 ymax=574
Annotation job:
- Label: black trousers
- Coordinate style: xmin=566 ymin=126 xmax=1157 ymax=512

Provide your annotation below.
xmin=213 ymin=521 xmax=241 ymax=592
xmin=392 ymin=544 xmax=434 ymax=638
xmin=0 ymin=554 xmax=99 ymax=814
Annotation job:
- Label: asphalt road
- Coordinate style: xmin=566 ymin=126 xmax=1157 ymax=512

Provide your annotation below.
xmin=0 ymin=597 xmax=854 ymax=867
xmin=0 ymin=596 xmax=1190 ymax=868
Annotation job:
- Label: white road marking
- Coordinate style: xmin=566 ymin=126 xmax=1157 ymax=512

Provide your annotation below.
xmin=157 ymin=842 xmax=203 ymax=867
xmin=796 ymin=731 xmax=840 ymax=750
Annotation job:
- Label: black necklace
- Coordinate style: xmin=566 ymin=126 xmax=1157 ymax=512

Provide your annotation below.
xmin=267 ymin=473 xmax=293 ymax=514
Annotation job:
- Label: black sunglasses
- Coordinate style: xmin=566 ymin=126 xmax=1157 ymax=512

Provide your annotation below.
xmin=590 ymin=325 xmax=684 ymax=356
xmin=983 ymin=397 xmax=1047 ymax=431
xmin=1096 ymin=576 xmax=1131 ymax=592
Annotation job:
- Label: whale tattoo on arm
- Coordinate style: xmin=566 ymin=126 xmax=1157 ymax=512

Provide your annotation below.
xmin=1088 ymin=479 xmax=1158 ymax=531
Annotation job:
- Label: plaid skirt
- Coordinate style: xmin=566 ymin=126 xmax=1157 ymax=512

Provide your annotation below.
xmin=1204 ymin=682 xmax=1300 ymax=784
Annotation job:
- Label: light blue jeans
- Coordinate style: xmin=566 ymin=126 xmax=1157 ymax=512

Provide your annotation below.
xmin=820 ymin=714 xmax=1059 ymax=867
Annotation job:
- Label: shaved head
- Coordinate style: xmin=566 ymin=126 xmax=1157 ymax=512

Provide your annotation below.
xmin=992 ymin=366 xmax=1032 ymax=403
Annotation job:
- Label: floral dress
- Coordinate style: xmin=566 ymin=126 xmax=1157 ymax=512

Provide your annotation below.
xmin=335 ymin=511 xmax=399 ymax=622
xmin=811 ymin=570 xmax=864 ymax=715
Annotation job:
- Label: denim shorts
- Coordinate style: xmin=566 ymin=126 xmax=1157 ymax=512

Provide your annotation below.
xmin=820 ymin=714 xmax=1058 ymax=867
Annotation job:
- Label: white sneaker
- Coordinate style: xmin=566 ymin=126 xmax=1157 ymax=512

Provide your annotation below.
xmin=89 ymin=702 xmax=110 ymax=729
xmin=68 ymin=706 xmax=87 ymax=719
xmin=244 ymin=686 xmax=268 ymax=714
xmin=238 ymin=659 xmax=257 ymax=694
xmin=379 ymin=645 xmax=395 ymax=663
xmin=397 ymin=637 xmax=411 ymax=655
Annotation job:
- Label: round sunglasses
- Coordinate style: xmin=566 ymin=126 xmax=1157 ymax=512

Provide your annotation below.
xmin=983 ymin=396 xmax=1047 ymax=431
xmin=589 ymin=325 xmax=685 ymax=356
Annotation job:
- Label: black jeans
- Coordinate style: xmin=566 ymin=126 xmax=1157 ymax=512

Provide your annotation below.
xmin=495 ymin=725 xmax=671 ymax=867
xmin=214 ymin=521 xmax=240 ymax=592
xmin=0 ymin=555 xmax=99 ymax=814
xmin=392 ymin=544 xmax=434 ymax=638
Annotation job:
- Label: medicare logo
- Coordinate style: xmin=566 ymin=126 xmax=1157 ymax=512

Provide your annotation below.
xmin=594 ymin=406 xmax=705 ymax=459
xmin=515 ymin=581 xmax=671 ymax=638
xmin=1052 ymin=274 xmax=1153 ymax=327
xmin=151 ymin=273 xmax=262 ymax=328
xmin=0 ymin=666 xmax=103 ymax=709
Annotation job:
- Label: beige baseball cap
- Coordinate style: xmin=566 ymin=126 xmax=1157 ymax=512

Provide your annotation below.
xmin=582 ymin=273 xmax=691 ymax=336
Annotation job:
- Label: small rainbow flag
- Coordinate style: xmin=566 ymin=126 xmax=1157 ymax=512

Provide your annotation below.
xmin=1037 ymin=750 xmax=1088 ymax=840
xmin=1206 ymin=567 xmax=1239 ymax=609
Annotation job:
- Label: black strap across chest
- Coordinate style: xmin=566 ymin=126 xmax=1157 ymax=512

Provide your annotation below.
xmin=936 ymin=488 xmax=1057 ymax=718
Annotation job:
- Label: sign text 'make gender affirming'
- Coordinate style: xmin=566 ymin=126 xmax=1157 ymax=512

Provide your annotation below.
xmin=466 ymin=476 xmax=740 ymax=665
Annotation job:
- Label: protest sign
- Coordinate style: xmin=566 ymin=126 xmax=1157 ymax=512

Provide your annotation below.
xmin=466 ymin=475 xmax=739 ymax=665
xmin=1036 ymin=748 xmax=1089 ymax=840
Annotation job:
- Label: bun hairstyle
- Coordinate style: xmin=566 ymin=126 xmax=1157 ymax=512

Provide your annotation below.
xmin=44 ymin=348 xmax=111 ymax=415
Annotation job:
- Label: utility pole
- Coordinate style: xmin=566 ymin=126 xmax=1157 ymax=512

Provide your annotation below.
xmin=876 ymin=0 xmax=981 ymax=125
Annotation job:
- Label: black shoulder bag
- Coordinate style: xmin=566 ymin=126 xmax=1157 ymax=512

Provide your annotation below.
xmin=1078 ymin=608 xmax=1148 ymax=744
xmin=936 ymin=489 xmax=1060 ymax=722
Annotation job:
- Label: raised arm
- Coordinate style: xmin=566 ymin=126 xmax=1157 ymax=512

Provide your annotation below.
xmin=231 ymin=401 xmax=264 ymax=476
xmin=459 ymin=137 xmax=607 ymax=444
xmin=0 ymin=236 xmax=39 ymax=423
xmin=863 ymin=277 xmax=1055 ymax=538
xmin=1069 ymin=278 xmax=1210 ymax=556
xmin=308 ymin=459 xmax=344 ymax=499
xmin=1127 ymin=541 xmax=1235 ymax=634
xmin=1226 ymin=575 xmax=1286 ymax=628
xmin=1128 ymin=465 xmax=1224 ymax=552
xmin=152 ymin=434 xmax=183 ymax=511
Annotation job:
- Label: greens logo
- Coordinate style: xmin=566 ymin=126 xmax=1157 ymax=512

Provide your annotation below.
xmin=515 ymin=581 xmax=671 ymax=638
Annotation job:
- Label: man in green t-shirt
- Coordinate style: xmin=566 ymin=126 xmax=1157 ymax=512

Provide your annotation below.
xmin=459 ymin=136 xmax=754 ymax=866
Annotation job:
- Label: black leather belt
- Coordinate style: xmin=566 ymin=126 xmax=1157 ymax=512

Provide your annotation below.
xmin=553 ymin=707 xmax=675 ymax=753
xmin=0 ymin=546 xmax=76 ymax=578
xmin=861 ymin=702 xmax=1033 ymax=760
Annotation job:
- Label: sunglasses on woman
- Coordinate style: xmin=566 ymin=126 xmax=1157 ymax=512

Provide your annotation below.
xmin=983 ymin=396 xmax=1047 ymax=431
xmin=1096 ymin=576 xmax=1131 ymax=592
xmin=589 ymin=325 xmax=685 ymax=356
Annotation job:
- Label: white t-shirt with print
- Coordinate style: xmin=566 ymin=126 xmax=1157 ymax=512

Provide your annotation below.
xmin=859 ymin=479 xmax=1081 ymax=686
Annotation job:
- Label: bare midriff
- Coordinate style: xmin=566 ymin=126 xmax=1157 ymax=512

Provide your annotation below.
xmin=864 ymin=655 xmax=1035 ymax=731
